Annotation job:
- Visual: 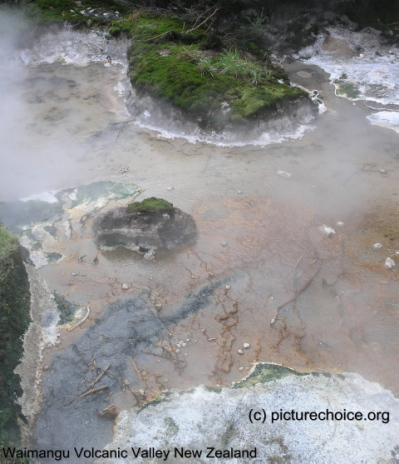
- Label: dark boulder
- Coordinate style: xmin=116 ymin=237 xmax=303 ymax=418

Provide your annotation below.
xmin=93 ymin=198 xmax=197 ymax=259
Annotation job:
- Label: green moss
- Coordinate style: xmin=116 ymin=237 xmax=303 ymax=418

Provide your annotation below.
xmin=110 ymin=12 xmax=309 ymax=130
xmin=126 ymin=197 xmax=174 ymax=214
xmin=233 ymin=363 xmax=310 ymax=389
xmin=19 ymin=0 xmax=127 ymax=25
xmin=0 ymin=225 xmax=31 ymax=446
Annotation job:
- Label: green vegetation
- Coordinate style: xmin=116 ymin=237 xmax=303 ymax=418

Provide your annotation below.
xmin=53 ymin=291 xmax=78 ymax=325
xmin=0 ymin=225 xmax=30 ymax=446
xmin=127 ymin=197 xmax=174 ymax=214
xmin=1 ymin=0 xmax=128 ymax=26
xmin=109 ymin=12 xmax=309 ymax=130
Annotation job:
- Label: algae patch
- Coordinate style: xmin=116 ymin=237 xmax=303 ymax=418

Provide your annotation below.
xmin=234 ymin=363 xmax=310 ymax=389
xmin=334 ymin=79 xmax=361 ymax=99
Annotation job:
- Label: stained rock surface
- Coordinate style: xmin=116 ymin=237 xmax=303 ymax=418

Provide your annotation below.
xmin=93 ymin=198 xmax=197 ymax=258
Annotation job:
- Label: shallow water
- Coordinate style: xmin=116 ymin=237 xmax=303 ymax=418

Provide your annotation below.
xmin=1 ymin=18 xmax=399 ymax=454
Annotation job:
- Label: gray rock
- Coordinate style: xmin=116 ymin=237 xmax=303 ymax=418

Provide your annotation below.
xmin=97 ymin=365 xmax=399 ymax=464
xmin=93 ymin=205 xmax=197 ymax=258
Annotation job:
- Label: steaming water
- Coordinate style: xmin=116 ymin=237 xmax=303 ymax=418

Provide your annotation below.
xmin=1 ymin=13 xmax=399 ymax=454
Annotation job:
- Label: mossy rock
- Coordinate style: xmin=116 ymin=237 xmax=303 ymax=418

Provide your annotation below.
xmin=0 ymin=225 xmax=31 ymax=446
xmin=126 ymin=197 xmax=174 ymax=214
xmin=110 ymin=12 xmax=313 ymax=131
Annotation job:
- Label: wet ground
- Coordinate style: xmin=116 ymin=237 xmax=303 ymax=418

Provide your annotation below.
xmin=1 ymin=24 xmax=399 ymax=458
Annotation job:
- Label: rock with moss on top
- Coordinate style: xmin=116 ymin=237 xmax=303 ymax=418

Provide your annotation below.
xmin=93 ymin=197 xmax=197 ymax=259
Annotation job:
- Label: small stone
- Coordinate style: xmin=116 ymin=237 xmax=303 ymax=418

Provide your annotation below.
xmin=175 ymin=349 xmax=180 ymax=354
xmin=176 ymin=343 xmax=181 ymax=348
xmin=277 ymin=170 xmax=291 ymax=179
xmin=225 ymin=285 xmax=231 ymax=290
xmin=220 ymin=241 xmax=227 ymax=247
xmin=379 ymin=169 xmax=387 ymax=174
xmin=237 ymin=349 xmax=244 ymax=355
xmin=237 ymin=190 xmax=242 ymax=194
xmin=238 ymin=367 xmax=244 ymax=371
xmin=99 ymin=404 xmax=118 ymax=420
xmin=154 ymin=303 xmax=162 ymax=310
xmin=121 ymin=283 xmax=129 ymax=290
xmin=71 ymin=272 xmax=78 ymax=276
xmin=43 ymin=365 xmax=49 ymax=371
xmin=385 ymin=257 xmax=395 ymax=269
xmin=181 ymin=342 xmax=186 ymax=347
xmin=123 ymin=379 xmax=131 ymax=385
xmin=186 ymin=339 xmax=190 ymax=342
xmin=319 ymin=224 xmax=336 ymax=237
xmin=336 ymin=221 xmax=344 ymax=227
xmin=373 ymin=243 xmax=383 ymax=250
xmin=208 ymin=337 xmax=216 ymax=342
xmin=243 ymin=343 xmax=251 ymax=350
xmin=166 ymin=186 xmax=174 ymax=191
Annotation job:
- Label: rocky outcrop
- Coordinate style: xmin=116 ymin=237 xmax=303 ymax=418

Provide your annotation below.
xmin=97 ymin=364 xmax=399 ymax=464
xmin=93 ymin=198 xmax=197 ymax=258
xmin=0 ymin=224 xmax=31 ymax=445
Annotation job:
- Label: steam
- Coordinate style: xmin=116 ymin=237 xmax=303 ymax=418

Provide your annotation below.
xmin=0 ymin=10 xmax=129 ymax=202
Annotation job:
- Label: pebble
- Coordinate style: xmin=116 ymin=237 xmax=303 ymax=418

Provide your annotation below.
xmin=71 ymin=272 xmax=78 ymax=276
xmin=175 ymin=349 xmax=180 ymax=354
xmin=336 ymin=221 xmax=344 ymax=227
xmin=319 ymin=224 xmax=336 ymax=237
xmin=220 ymin=241 xmax=227 ymax=247
xmin=43 ymin=365 xmax=49 ymax=371
xmin=373 ymin=243 xmax=383 ymax=250
xmin=154 ymin=303 xmax=162 ymax=310
xmin=123 ymin=379 xmax=131 ymax=385
xmin=237 ymin=349 xmax=244 ymax=355
xmin=237 ymin=190 xmax=242 ymax=194
xmin=243 ymin=343 xmax=251 ymax=350
xmin=238 ymin=367 xmax=244 ymax=371
xmin=176 ymin=344 xmax=181 ymax=348
xmin=277 ymin=170 xmax=291 ymax=178
xmin=225 ymin=285 xmax=231 ymax=290
xmin=385 ymin=257 xmax=395 ymax=269
xmin=181 ymin=342 xmax=186 ymax=347
xmin=166 ymin=186 xmax=174 ymax=191
xmin=121 ymin=283 xmax=129 ymax=290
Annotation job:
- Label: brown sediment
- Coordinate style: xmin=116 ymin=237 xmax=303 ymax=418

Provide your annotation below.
xmin=27 ymin=191 xmax=399 ymax=405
